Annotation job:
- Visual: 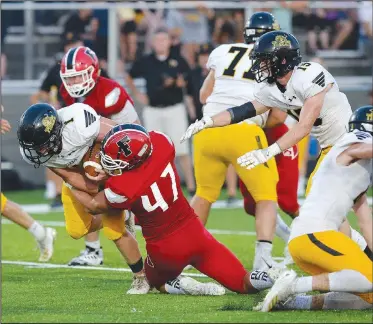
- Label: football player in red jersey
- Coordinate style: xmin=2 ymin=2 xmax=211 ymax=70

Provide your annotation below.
xmin=69 ymin=124 xmax=289 ymax=295
xmin=58 ymin=46 xmax=148 ymax=293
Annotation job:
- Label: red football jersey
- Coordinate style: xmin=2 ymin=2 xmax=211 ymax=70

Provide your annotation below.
xmin=60 ymin=76 xmax=134 ymax=118
xmin=104 ymin=131 xmax=197 ymax=241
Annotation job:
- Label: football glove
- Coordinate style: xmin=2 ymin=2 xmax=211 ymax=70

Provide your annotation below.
xmin=180 ymin=116 xmax=213 ymax=142
xmin=237 ymin=143 xmax=281 ymax=170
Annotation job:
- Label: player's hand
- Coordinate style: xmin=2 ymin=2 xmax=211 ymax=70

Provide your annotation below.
xmin=237 ymin=149 xmax=270 ymax=170
xmin=85 ymin=168 xmax=109 ymax=182
xmin=175 ymin=74 xmax=186 ymax=88
xmin=180 ymin=116 xmax=213 ymax=142
xmin=1 ymin=119 xmax=11 ymax=134
xmin=163 ymin=77 xmax=175 ymax=88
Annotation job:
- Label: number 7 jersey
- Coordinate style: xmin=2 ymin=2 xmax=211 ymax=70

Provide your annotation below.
xmin=104 ymin=131 xmax=197 ymax=241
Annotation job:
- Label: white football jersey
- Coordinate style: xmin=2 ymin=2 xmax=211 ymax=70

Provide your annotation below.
xmin=21 ymin=103 xmax=101 ymax=168
xmin=254 ymin=62 xmax=352 ymax=148
xmin=289 ymin=130 xmax=372 ymax=240
xmin=204 ymin=43 xmax=269 ymax=128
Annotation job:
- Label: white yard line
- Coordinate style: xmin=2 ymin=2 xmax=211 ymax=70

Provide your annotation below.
xmin=1 ymin=219 xmax=257 ymax=236
xmin=2 ymin=259 xmax=284 ymax=274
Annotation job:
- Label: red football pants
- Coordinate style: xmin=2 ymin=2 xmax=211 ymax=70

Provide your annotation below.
xmin=239 ymin=123 xmax=300 ymax=216
xmin=144 ymin=217 xmax=248 ymax=293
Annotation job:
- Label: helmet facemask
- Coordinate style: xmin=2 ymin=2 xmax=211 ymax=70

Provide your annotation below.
xmin=60 ymin=65 xmax=96 ymax=98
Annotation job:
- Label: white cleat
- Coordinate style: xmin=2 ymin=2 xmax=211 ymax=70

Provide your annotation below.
xmin=126 ymin=274 xmax=151 ymax=295
xmin=179 ymin=277 xmax=226 ymax=296
xmin=68 ymin=247 xmax=104 ymax=266
xmin=37 ymin=227 xmax=57 ymax=262
xmin=183 ymin=264 xmax=194 ymax=271
xmin=125 ymin=212 xmax=136 ymax=238
xmin=253 ymin=255 xmax=281 ymax=271
xmin=255 ymin=269 xmax=297 ymax=312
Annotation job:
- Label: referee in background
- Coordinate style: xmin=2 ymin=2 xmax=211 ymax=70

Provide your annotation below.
xmin=126 ymin=28 xmax=196 ymax=197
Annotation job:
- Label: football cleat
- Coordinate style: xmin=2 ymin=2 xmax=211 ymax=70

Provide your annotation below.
xmin=126 ymin=273 xmax=151 ymax=295
xmin=68 ymin=246 xmax=104 ymax=266
xmin=37 ymin=227 xmax=57 ymax=262
xmin=254 ymin=269 xmax=297 ymax=312
xmin=179 ymin=277 xmax=226 ymax=296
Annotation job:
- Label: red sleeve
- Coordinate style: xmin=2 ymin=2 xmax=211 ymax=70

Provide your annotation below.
xmin=100 ymin=78 xmax=134 ymax=116
xmin=59 ymin=84 xmax=74 ymax=106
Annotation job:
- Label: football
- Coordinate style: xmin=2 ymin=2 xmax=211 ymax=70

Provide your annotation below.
xmin=82 ymin=142 xmax=103 ymax=178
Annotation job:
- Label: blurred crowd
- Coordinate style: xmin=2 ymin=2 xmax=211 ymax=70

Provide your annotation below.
xmin=1 ymin=1 xmax=372 ymax=78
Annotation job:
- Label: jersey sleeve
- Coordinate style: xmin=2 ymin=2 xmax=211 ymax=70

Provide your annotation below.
xmin=294 ymin=62 xmax=336 ymax=100
xmin=206 ymin=45 xmax=226 ymax=70
xmin=253 ymin=83 xmax=273 ymax=108
xmin=63 ymin=103 xmax=101 ymax=147
xmin=104 ymin=187 xmax=129 ymax=209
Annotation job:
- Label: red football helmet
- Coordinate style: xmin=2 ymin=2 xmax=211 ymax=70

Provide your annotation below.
xmin=60 ymin=46 xmax=99 ymax=98
xmin=100 ymin=124 xmax=153 ymax=176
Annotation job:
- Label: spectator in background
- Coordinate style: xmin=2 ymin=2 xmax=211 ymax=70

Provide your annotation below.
xmin=126 ymin=28 xmax=196 ymax=197
xmin=118 ymin=7 xmax=139 ymax=66
xmin=358 ymin=0 xmax=372 ymax=58
xmin=90 ymin=8 xmax=109 ymax=70
xmin=1 ymin=7 xmax=8 ymax=78
xmin=369 ymin=90 xmax=373 ymax=106
xmin=63 ymin=9 xmax=93 ymax=42
xmin=166 ymin=3 xmax=214 ymax=68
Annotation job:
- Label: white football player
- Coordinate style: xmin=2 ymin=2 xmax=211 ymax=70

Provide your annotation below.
xmin=256 ymin=106 xmax=373 ymax=312
xmin=189 ymin=12 xmax=291 ymax=270
xmin=18 ymin=102 xmax=150 ymax=294
xmin=181 ymin=30 xmax=368 ymax=251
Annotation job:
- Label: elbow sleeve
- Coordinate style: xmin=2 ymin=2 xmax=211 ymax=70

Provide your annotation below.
xmin=227 ymin=101 xmax=257 ymax=124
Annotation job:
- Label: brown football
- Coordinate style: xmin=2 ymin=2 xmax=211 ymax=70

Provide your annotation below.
xmin=82 ymin=143 xmax=102 ymax=178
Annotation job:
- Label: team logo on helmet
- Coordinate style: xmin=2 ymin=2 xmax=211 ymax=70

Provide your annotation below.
xmin=366 ymin=110 xmax=373 ymax=121
xmin=272 ymin=35 xmax=291 ymax=48
xmin=42 ymin=115 xmax=56 ymax=133
xmin=272 ymin=22 xmax=280 ymax=30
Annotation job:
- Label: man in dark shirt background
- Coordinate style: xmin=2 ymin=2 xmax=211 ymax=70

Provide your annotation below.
xmin=126 ymin=28 xmax=195 ymax=197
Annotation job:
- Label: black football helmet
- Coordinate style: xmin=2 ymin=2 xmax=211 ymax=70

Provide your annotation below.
xmin=17 ymin=103 xmax=63 ymax=167
xmin=250 ymin=31 xmax=302 ymax=84
xmin=244 ymin=11 xmax=280 ymax=44
xmin=349 ymin=105 xmax=373 ymax=136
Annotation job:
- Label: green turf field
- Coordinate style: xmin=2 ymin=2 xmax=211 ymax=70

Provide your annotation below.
xmin=2 ymin=190 xmax=372 ymax=323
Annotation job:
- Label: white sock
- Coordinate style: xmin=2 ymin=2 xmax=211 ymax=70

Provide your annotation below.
xmin=293 ymin=276 xmax=313 ymax=293
xmin=323 ymin=292 xmax=372 ymax=310
xmin=283 ymin=294 xmax=312 ymax=310
xmin=85 ymin=240 xmax=101 ymax=250
xmin=249 ymin=270 xmax=273 ymax=290
xmin=45 ymin=180 xmax=56 ymax=199
xmin=329 ymin=269 xmax=372 ymax=292
xmin=275 ymin=213 xmax=290 ymax=242
xmin=28 ymin=221 xmax=46 ymax=241
xmin=350 ymin=228 xmax=367 ymax=250
xmin=253 ymin=241 xmax=273 ymax=270
xmin=165 ymin=278 xmax=186 ymax=295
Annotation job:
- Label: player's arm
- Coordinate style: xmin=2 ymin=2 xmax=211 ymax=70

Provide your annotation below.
xmin=265 ymin=108 xmax=287 ymax=128
xmin=275 ymin=84 xmax=332 ymax=152
xmin=342 ymin=142 xmax=373 ymax=162
xmin=199 ymin=69 xmax=215 ymax=104
xmin=69 ymin=188 xmax=110 ymax=215
xmin=96 ymin=117 xmax=117 ymax=142
xmin=353 ymin=194 xmax=372 ymax=251
xmin=50 ymin=167 xmax=99 ymax=195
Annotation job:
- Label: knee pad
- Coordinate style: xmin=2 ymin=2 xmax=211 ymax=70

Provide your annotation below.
xmin=102 ymin=213 xmax=125 ymax=241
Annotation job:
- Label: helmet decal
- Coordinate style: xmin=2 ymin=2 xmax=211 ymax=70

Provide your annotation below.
xmin=271 ymin=35 xmax=292 ymax=48
xmin=42 ymin=115 xmax=56 ymax=133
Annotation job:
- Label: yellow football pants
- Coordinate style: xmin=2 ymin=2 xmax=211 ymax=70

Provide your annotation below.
xmin=193 ymin=123 xmax=278 ymax=203
xmin=289 ymin=230 xmax=373 ymax=304
xmin=61 ymin=184 xmax=125 ymax=241
xmin=1 ymin=192 xmax=7 ymax=213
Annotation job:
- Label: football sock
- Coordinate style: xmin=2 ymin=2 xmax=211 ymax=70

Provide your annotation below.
xmin=329 ymin=269 xmax=372 ymax=292
xmin=275 ymin=213 xmax=290 ymax=242
xmin=249 ymin=270 xmax=274 ymax=290
xmin=283 ymin=294 xmax=312 ymax=310
xmin=323 ymin=292 xmax=372 ymax=310
xmin=85 ymin=240 xmax=100 ymax=250
xmin=293 ymin=276 xmax=312 ymax=293
xmin=165 ymin=278 xmax=186 ymax=295
xmin=128 ymin=257 xmax=144 ymax=274
xmin=28 ymin=221 xmax=46 ymax=241
xmin=253 ymin=241 xmax=273 ymax=270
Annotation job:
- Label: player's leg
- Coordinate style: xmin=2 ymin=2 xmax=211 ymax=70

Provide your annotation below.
xmin=191 ymin=128 xmax=228 ymax=225
xmin=231 ymin=124 xmax=279 ymax=270
xmin=257 ymin=230 xmax=373 ymax=311
xmin=190 ymin=218 xmax=279 ymax=294
xmin=1 ymin=192 xmax=56 ymax=262
xmin=297 ymin=135 xmax=310 ymax=197
xmin=273 ymin=292 xmax=372 ymax=310
xmin=225 ymin=165 xmax=238 ymax=205
xmin=46 ymin=168 xmax=63 ymax=209
xmin=61 ymin=184 xmax=104 ymax=266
